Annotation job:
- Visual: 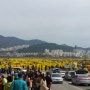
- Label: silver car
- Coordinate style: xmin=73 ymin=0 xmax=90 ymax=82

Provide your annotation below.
xmin=51 ymin=73 xmax=63 ymax=84
xmin=72 ymin=75 xmax=90 ymax=85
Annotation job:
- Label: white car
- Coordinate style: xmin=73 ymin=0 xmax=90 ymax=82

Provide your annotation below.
xmin=51 ymin=73 xmax=63 ymax=84
xmin=12 ymin=67 xmax=27 ymax=72
xmin=21 ymin=68 xmax=27 ymax=72
xmin=60 ymin=70 xmax=66 ymax=78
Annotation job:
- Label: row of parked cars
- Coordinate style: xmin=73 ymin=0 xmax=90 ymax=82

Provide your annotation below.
xmin=65 ymin=70 xmax=90 ymax=86
xmin=50 ymin=68 xmax=90 ymax=86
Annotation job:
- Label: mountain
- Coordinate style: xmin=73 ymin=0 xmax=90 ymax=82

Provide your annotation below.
xmin=18 ymin=43 xmax=74 ymax=53
xmin=0 ymin=35 xmax=46 ymax=48
xmin=1 ymin=35 xmax=89 ymax=53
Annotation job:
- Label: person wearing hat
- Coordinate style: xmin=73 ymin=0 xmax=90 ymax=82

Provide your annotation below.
xmin=10 ymin=72 xmax=28 ymax=90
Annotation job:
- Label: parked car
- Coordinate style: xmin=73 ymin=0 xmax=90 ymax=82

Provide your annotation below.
xmin=21 ymin=68 xmax=27 ymax=72
xmin=51 ymin=73 xmax=63 ymax=84
xmin=52 ymin=68 xmax=59 ymax=71
xmin=59 ymin=70 xmax=66 ymax=78
xmin=71 ymin=75 xmax=90 ymax=85
xmin=52 ymin=68 xmax=60 ymax=73
xmin=75 ymin=69 xmax=88 ymax=75
xmin=12 ymin=67 xmax=27 ymax=72
xmin=64 ymin=71 xmax=75 ymax=80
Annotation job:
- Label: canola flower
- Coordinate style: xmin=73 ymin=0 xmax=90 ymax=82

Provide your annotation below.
xmin=0 ymin=58 xmax=90 ymax=71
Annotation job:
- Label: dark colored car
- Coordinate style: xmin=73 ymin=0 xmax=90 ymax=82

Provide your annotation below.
xmin=64 ymin=71 xmax=75 ymax=80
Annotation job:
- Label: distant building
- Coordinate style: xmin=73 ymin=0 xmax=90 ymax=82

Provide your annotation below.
xmin=0 ymin=45 xmax=29 ymax=51
xmin=45 ymin=49 xmax=49 ymax=53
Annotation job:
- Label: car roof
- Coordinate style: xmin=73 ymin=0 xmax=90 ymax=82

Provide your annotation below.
xmin=52 ymin=68 xmax=59 ymax=70
xmin=51 ymin=73 xmax=60 ymax=74
xmin=13 ymin=67 xmax=22 ymax=69
xmin=68 ymin=71 xmax=75 ymax=72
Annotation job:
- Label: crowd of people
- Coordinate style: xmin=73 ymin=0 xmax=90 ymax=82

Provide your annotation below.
xmin=0 ymin=67 xmax=52 ymax=90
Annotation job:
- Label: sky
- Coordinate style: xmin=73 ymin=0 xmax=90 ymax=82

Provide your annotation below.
xmin=0 ymin=0 xmax=90 ymax=48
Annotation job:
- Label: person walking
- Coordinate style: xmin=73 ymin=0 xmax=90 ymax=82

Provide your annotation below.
xmin=45 ymin=73 xmax=52 ymax=90
xmin=24 ymin=75 xmax=32 ymax=90
xmin=28 ymin=77 xmax=32 ymax=90
xmin=0 ymin=76 xmax=2 ymax=90
xmin=2 ymin=74 xmax=7 ymax=90
xmin=10 ymin=72 xmax=28 ymax=90
xmin=40 ymin=74 xmax=48 ymax=90
xmin=4 ymin=75 xmax=13 ymax=90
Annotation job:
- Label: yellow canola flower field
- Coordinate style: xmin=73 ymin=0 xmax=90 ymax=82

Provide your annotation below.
xmin=0 ymin=58 xmax=90 ymax=70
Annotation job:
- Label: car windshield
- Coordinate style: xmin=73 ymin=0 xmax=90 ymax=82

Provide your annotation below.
xmin=70 ymin=72 xmax=75 ymax=75
xmin=22 ymin=68 xmax=26 ymax=70
xmin=60 ymin=71 xmax=66 ymax=73
xmin=52 ymin=74 xmax=61 ymax=77
xmin=76 ymin=70 xmax=88 ymax=74
xmin=53 ymin=70 xmax=60 ymax=73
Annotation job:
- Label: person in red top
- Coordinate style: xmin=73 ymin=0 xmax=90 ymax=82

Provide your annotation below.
xmin=0 ymin=76 xmax=2 ymax=90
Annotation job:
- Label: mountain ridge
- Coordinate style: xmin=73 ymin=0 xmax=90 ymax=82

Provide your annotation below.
xmin=0 ymin=35 xmax=47 ymax=48
xmin=0 ymin=35 xmax=89 ymax=53
xmin=18 ymin=43 xmax=74 ymax=53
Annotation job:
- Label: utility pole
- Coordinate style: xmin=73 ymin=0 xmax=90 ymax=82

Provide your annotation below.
xmin=74 ymin=45 xmax=77 ymax=57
